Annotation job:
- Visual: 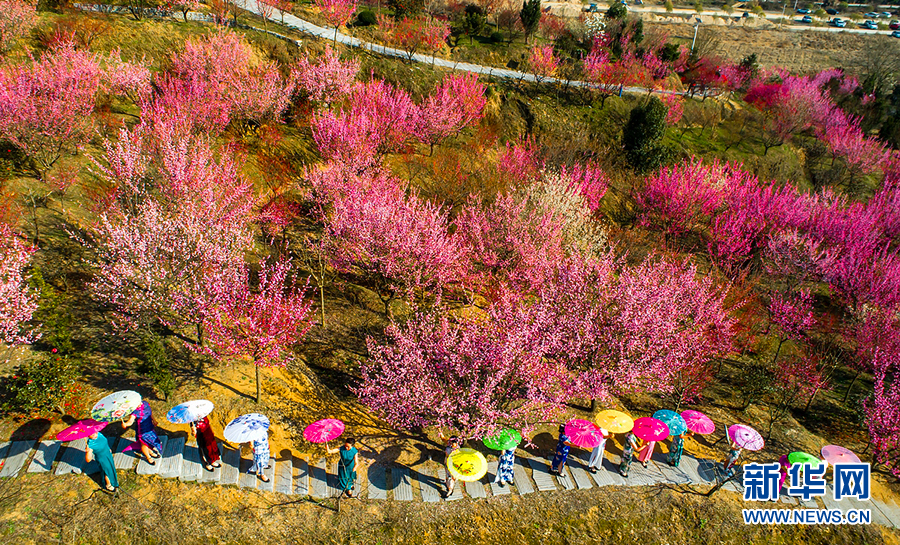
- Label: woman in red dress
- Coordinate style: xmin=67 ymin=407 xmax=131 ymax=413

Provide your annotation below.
xmin=191 ymin=416 xmax=221 ymax=471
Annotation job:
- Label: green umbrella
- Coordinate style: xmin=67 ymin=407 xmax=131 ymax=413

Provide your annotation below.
xmin=788 ymin=451 xmax=824 ymax=467
xmin=483 ymin=428 xmax=522 ymax=451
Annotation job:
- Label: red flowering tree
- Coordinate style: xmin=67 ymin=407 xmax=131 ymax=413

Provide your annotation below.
xmin=391 ymin=17 xmax=451 ymax=62
xmin=528 ymin=45 xmax=559 ymax=83
xmin=0 ymin=0 xmax=36 ymax=53
xmin=315 ymin=0 xmax=357 ymax=43
xmin=418 ymin=73 xmax=486 ymax=151
xmin=290 ymin=46 xmax=359 ymax=104
xmin=202 ymin=258 xmax=314 ymax=403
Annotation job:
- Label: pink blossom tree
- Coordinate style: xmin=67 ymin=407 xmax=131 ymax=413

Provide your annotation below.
xmin=315 ymin=0 xmax=357 ymax=43
xmin=290 ymin=46 xmax=359 ymax=104
xmin=528 ymin=45 xmax=559 ymax=83
xmin=0 ymin=224 xmax=38 ymax=345
xmin=355 ymin=304 xmax=569 ymax=439
xmin=418 ymin=73 xmax=486 ymax=151
xmin=202 ymin=257 xmax=314 ymax=403
xmin=0 ymin=0 xmax=35 ymax=54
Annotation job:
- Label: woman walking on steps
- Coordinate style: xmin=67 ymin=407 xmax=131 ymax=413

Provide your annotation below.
xmin=723 ymin=438 xmax=742 ymax=479
xmin=86 ymin=430 xmax=118 ymax=492
xmin=494 ymin=448 xmax=515 ymax=486
xmin=440 ymin=433 xmax=460 ymax=497
xmin=328 ymin=438 xmax=359 ymax=498
xmin=249 ymin=434 xmax=271 ymax=482
xmin=619 ymin=431 xmax=640 ymax=477
xmin=549 ymin=425 xmax=573 ymax=475
xmin=191 ymin=416 xmax=221 ymax=471
xmin=587 ymin=428 xmax=610 ymax=473
xmin=122 ymin=401 xmax=162 ymax=464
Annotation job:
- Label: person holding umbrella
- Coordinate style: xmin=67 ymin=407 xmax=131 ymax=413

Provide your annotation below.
xmin=483 ymin=428 xmax=522 ymax=487
xmin=619 ymin=431 xmax=640 ymax=477
xmin=549 ymin=424 xmax=574 ymax=475
xmin=86 ymin=429 xmax=118 ymax=492
xmin=439 ymin=432 xmax=461 ymax=497
xmin=668 ymin=431 xmax=692 ymax=467
xmin=168 ymin=400 xmax=220 ymax=472
xmin=587 ymin=428 xmax=609 ymax=474
xmin=122 ymin=401 xmax=163 ymax=464
xmin=225 ymin=413 xmax=271 ymax=483
xmin=327 ymin=437 xmax=360 ymax=498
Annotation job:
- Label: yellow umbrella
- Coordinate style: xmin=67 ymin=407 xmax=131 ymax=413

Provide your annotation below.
xmin=595 ymin=410 xmax=634 ymax=434
xmin=447 ymin=448 xmax=488 ymax=482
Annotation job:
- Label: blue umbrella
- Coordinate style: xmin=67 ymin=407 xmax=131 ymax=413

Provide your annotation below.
xmin=224 ymin=413 xmax=270 ymax=443
xmin=166 ymin=400 xmax=214 ymax=424
xmin=653 ymin=410 xmax=687 ymax=436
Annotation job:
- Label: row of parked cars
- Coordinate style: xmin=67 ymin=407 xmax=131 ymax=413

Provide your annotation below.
xmin=795 ymin=9 xmax=900 ymax=35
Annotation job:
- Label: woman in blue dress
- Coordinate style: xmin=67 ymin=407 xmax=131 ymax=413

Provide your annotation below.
xmin=493 ymin=448 xmax=515 ymax=486
xmin=550 ymin=425 xmax=573 ymax=475
xmin=85 ymin=430 xmax=118 ymax=492
xmin=668 ymin=432 xmax=688 ymax=467
xmin=122 ymin=401 xmax=162 ymax=464
xmin=249 ymin=434 xmax=271 ymax=482
xmin=328 ymin=438 xmax=360 ymax=497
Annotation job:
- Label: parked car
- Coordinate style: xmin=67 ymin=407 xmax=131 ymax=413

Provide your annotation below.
xmin=864 ymin=11 xmax=879 ymax=18
xmin=893 ymin=30 xmax=900 ymax=37
xmin=796 ymin=8 xmax=810 ymax=13
xmin=583 ymin=3 xmax=599 ymax=11
xmin=801 ymin=14 xmax=813 ymax=22
xmin=831 ymin=18 xmax=847 ymax=27
xmin=891 ymin=20 xmax=900 ymax=29
xmin=881 ymin=12 xmax=893 ymax=18
xmin=861 ymin=20 xmax=878 ymax=29
xmin=826 ymin=8 xmax=838 ymax=15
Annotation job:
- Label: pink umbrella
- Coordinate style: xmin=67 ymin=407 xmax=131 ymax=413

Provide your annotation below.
xmin=304 ymin=419 xmax=345 ymax=444
xmin=56 ymin=419 xmax=106 ymax=442
xmin=564 ymin=419 xmax=604 ymax=449
xmin=821 ymin=445 xmax=861 ymax=466
xmin=728 ymin=424 xmax=765 ymax=451
xmin=681 ymin=410 xmax=715 ymax=435
xmin=632 ymin=417 xmax=670 ymax=442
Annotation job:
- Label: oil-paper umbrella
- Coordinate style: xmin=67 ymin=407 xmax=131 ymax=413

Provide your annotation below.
xmin=483 ymin=428 xmax=522 ymax=451
xmin=595 ymin=410 xmax=634 ymax=434
xmin=820 ymin=445 xmax=861 ymax=466
xmin=91 ymin=390 xmax=142 ymax=423
xmin=652 ymin=410 xmax=687 ymax=436
xmin=565 ymin=419 xmax=605 ymax=449
xmin=56 ymin=419 xmax=107 ymax=442
xmin=447 ymin=448 xmax=488 ymax=482
xmin=224 ymin=413 xmax=270 ymax=443
xmin=681 ymin=410 xmax=715 ymax=435
xmin=632 ymin=417 xmax=670 ymax=442
xmin=727 ymin=424 xmax=765 ymax=451
xmin=788 ymin=451 xmax=824 ymax=467
xmin=303 ymin=419 xmax=345 ymax=444
xmin=166 ymin=400 xmax=214 ymax=424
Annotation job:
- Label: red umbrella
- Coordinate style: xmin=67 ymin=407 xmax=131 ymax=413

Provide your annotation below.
xmin=681 ymin=410 xmax=715 ymax=434
xmin=564 ymin=419 xmax=604 ymax=449
xmin=821 ymin=445 xmax=861 ymax=466
xmin=304 ymin=419 xmax=345 ymax=444
xmin=632 ymin=417 xmax=670 ymax=442
xmin=56 ymin=419 xmax=106 ymax=442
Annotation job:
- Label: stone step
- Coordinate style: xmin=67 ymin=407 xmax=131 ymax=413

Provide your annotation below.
xmin=526 ymin=457 xmax=558 ymax=492
xmin=0 ymin=441 xmax=36 ymax=478
xmin=238 ymin=454 xmax=259 ymax=489
xmin=27 ymin=441 xmax=61 ymax=473
xmin=437 ymin=467 xmax=464 ymax=501
xmin=513 ymin=457 xmax=536 ymax=494
xmin=309 ymin=458 xmax=328 ymax=499
xmin=417 ymin=466 xmax=442 ymax=503
xmin=179 ymin=443 xmax=201 ymax=482
xmin=55 ymin=438 xmax=88 ymax=476
xmin=567 ymin=457 xmax=595 ymax=490
xmin=136 ymin=435 xmax=168 ymax=476
xmin=367 ymin=464 xmax=387 ymax=500
xmin=677 ymin=455 xmax=708 ymax=484
xmin=651 ymin=450 xmax=693 ymax=485
xmin=554 ymin=464 xmax=577 ymax=491
xmin=274 ymin=457 xmax=292 ymax=495
xmin=487 ymin=461 xmax=511 ymax=496
xmin=158 ymin=436 xmax=185 ymax=479
xmin=391 ymin=465 xmax=414 ymax=501
xmin=293 ymin=458 xmax=309 ymax=496
xmin=112 ymin=438 xmax=138 ymax=470
xmin=219 ymin=444 xmax=241 ymax=486
xmin=464 ymin=476 xmax=487 ymax=499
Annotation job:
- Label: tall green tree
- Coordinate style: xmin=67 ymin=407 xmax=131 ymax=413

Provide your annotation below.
xmin=623 ymin=97 xmax=671 ymax=172
xmin=520 ymin=0 xmax=540 ymax=44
